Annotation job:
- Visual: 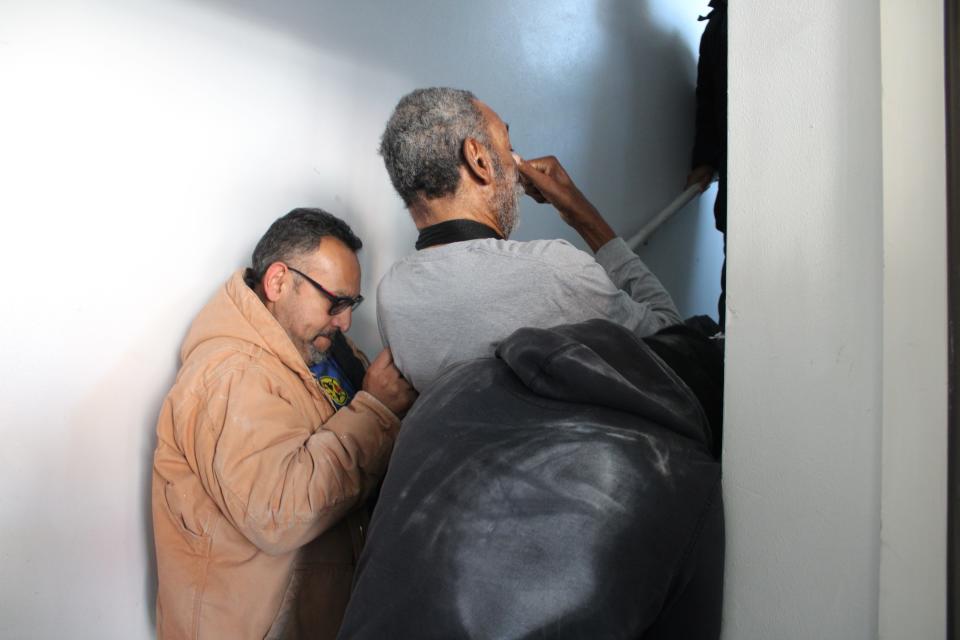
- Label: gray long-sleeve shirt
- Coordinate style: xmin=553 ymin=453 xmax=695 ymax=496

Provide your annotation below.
xmin=376 ymin=236 xmax=681 ymax=391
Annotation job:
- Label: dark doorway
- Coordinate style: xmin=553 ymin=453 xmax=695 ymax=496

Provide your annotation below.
xmin=947 ymin=0 xmax=959 ymax=637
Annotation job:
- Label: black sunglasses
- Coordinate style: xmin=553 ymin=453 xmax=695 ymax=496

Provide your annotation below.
xmin=287 ymin=266 xmax=363 ymax=315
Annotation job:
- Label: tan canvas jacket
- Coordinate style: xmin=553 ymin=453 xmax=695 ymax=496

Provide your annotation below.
xmin=152 ymin=270 xmax=400 ymax=639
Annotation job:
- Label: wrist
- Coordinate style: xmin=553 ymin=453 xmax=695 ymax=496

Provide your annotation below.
xmin=569 ymin=214 xmax=615 ymax=252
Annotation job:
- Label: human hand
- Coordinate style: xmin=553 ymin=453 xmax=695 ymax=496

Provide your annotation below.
xmin=517 ymin=156 xmax=596 ymax=220
xmin=517 ymin=155 xmax=615 ymax=251
xmin=685 ymin=164 xmax=715 ymax=192
xmin=362 ymin=348 xmax=417 ymax=418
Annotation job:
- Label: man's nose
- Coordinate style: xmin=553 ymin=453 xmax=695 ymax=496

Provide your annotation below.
xmin=332 ymin=307 xmax=352 ymax=332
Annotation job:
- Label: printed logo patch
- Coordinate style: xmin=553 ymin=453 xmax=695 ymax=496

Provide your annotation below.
xmin=319 ymin=376 xmax=348 ymax=406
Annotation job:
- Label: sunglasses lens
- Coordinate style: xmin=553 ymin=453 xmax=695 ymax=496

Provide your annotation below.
xmin=328 ymin=295 xmax=362 ymax=316
xmin=328 ymin=299 xmax=350 ymax=315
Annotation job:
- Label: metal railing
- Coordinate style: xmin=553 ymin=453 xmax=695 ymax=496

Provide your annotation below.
xmin=625 ymin=183 xmax=705 ymax=250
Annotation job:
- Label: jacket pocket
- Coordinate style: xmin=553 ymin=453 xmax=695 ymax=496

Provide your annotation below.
xmin=162 ymin=479 xmax=219 ymax=555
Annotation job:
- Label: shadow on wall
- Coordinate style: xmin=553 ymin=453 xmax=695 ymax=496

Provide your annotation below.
xmin=139 ymin=0 xmax=716 ymax=621
xmin=140 ymin=392 xmax=166 ymax=629
xmin=70 ymin=317 xmax=189 ymax=630
xmin=135 ymin=299 xmax=221 ymax=629
xmin=589 ymin=0 xmax=699 ymax=226
xmin=184 ymin=0 xmax=718 ymax=317
xmin=588 ymin=0 xmax=717 ymax=318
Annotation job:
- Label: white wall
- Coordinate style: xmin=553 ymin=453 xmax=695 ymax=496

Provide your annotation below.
xmin=724 ymin=0 xmax=949 ymax=638
xmin=723 ymin=1 xmax=885 ymax=638
xmin=878 ymin=0 xmax=948 ymax=636
xmin=0 ymin=1 xmax=718 ymax=637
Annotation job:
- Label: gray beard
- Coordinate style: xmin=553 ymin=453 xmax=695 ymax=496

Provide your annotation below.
xmin=307 ymin=330 xmax=337 ymax=365
xmin=493 ymin=177 xmax=523 ymax=238
xmin=307 ymin=345 xmax=328 ymax=365
xmin=488 ymin=148 xmax=523 ymax=239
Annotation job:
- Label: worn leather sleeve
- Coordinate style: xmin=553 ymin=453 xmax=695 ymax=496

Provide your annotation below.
xmin=189 ymin=364 xmax=399 ymax=556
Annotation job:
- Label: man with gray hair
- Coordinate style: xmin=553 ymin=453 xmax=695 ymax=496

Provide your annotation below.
xmin=376 ymin=87 xmax=682 ymax=391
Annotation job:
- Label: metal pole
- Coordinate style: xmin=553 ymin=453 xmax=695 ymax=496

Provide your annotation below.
xmin=625 ymin=184 xmax=705 ymax=250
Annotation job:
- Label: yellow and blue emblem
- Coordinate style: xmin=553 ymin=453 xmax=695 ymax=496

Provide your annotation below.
xmin=319 ymin=375 xmax=349 ymax=407
xmin=310 ymin=358 xmax=356 ymax=409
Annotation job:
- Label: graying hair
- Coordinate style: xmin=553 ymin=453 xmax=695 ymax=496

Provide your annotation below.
xmin=379 ymin=87 xmax=491 ymax=207
xmin=251 ymin=207 xmax=362 ymax=283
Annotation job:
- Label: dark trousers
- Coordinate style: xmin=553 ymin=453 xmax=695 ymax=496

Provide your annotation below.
xmin=716 ymin=173 xmax=727 ymax=330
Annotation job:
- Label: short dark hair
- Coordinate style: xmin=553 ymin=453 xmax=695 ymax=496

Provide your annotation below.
xmin=379 ymin=87 xmax=490 ymax=206
xmin=251 ymin=208 xmax=362 ymax=282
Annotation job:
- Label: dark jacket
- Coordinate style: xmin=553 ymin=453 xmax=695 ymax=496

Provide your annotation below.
xmin=338 ymin=319 xmax=724 ymax=639
xmin=692 ymin=0 xmax=728 ymax=232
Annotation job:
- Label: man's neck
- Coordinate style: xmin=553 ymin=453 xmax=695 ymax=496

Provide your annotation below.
xmin=410 ymin=191 xmax=502 ymax=235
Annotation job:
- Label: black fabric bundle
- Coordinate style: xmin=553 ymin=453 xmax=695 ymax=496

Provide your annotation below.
xmin=338 ymin=319 xmax=724 ymax=639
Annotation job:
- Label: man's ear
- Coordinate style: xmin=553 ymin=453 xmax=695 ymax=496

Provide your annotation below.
xmin=261 ymin=262 xmax=289 ymax=302
xmin=462 ymin=137 xmax=495 ymax=185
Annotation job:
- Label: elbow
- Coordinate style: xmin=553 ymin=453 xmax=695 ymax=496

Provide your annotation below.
xmin=242 ymin=498 xmax=360 ymax=557
xmin=245 ymin=525 xmax=311 ymax=556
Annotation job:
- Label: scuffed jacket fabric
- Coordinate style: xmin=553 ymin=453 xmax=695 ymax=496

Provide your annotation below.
xmin=338 ymin=318 xmax=724 ymax=639
xmin=152 ymin=269 xmax=400 ymax=640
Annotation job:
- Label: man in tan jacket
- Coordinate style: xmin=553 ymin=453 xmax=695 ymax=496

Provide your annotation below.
xmin=152 ymin=208 xmax=416 ymax=639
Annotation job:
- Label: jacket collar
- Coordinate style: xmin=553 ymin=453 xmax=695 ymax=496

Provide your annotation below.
xmin=182 ymin=269 xmax=320 ymax=393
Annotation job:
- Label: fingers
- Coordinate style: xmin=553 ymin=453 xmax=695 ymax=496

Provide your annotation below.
xmin=518 ymin=170 xmax=547 ymax=203
xmin=518 ymin=156 xmax=566 ymax=203
xmin=363 ymin=348 xmax=416 ymax=417
xmin=369 ymin=347 xmax=394 ymax=371
xmin=518 ymin=155 xmax=587 ymax=214
xmin=519 ymin=156 xmax=570 ymax=185
xmin=512 ymin=152 xmax=547 ymax=201
xmin=520 ymin=155 xmax=560 ymax=172
xmin=685 ymin=174 xmax=709 ymax=193
xmin=686 ymin=165 xmax=715 ymax=192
